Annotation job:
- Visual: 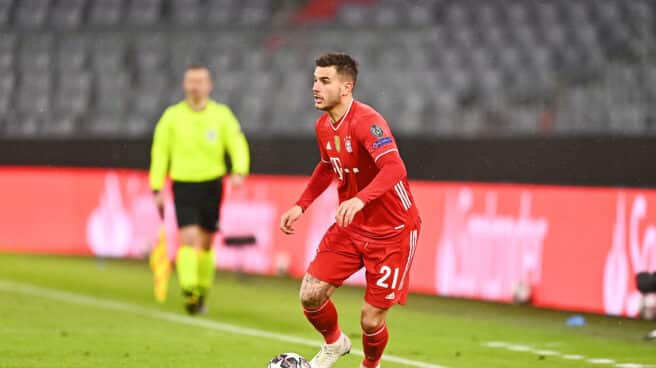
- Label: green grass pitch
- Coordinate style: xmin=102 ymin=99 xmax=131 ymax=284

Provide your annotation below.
xmin=0 ymin=253 xmax=654 ymax=368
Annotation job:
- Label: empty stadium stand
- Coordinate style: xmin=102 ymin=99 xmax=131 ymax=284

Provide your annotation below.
xmin=0 ymin=0 xmax=653 ymax=139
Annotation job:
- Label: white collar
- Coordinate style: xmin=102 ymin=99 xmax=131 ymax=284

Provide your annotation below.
xmin=329 ymin=99 xmax=354 ymax=131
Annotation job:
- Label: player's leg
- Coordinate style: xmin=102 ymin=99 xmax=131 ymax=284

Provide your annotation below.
xmin=300 ymin=273 xmax=339 ymax=341
xmin=302 ymin=225 xmax=361 ymax=368
xmin=360 ymin=302 xmax=389 ymax=368
xmin=361 ymin=227 xmax=420 ymax=368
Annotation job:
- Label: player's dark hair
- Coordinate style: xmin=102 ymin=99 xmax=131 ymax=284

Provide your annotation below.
xmin=315 ymin=53 xmax=358 ymax=85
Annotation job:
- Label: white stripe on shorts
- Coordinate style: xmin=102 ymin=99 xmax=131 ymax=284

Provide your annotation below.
xmin=398 ymin=229 xmax=417 ymax=290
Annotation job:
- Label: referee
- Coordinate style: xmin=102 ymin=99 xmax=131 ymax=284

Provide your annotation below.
xmin=149 ymin=64 xmax=250 ymax=314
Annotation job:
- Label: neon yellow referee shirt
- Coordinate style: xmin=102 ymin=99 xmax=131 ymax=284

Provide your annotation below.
xmin=149 ymin=100 xmax=250 ymax=191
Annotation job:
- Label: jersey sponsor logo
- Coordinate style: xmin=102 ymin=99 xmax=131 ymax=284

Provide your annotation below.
xmin=207 ymin=129 xmax=217 ymax=141
xmin=326 ymin=141 xmax=332 ymax=150
xmin=334 ymin=136 xmax=341 ymax=153
xmin=345 ymin=136 xmax=353 ymax=153
xmin=372 ymin=137 xmax=393 ymax=150
xmin=370 ymin=124 xmax=384 ymax=137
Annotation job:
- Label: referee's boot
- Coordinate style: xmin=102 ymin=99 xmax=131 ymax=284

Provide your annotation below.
xmin=182 ymin=290 xmax=201 ymax=315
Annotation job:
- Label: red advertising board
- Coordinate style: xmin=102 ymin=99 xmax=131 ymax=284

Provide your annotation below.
xmin=0 ymin=166 xmax=654 ymax=317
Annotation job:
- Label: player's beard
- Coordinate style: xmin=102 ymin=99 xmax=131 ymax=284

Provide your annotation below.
xmin=314 ymin=94 xmax=339 ymax=112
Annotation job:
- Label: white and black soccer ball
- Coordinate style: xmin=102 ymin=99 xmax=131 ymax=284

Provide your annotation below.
xmin=267 ymin=353 xmax=311 ymax=368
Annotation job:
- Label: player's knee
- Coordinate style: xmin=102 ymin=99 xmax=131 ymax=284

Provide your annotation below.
xmin=360 ymin=306 xmax=386 ymax=332
xmin=299 ymin=288 xmax=327 ymax=308
xmin=360 ymin=316 xmax=385 ymax=332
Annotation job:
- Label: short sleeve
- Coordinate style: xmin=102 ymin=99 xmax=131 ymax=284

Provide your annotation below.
xmin=353 ymin=115 xmax=399 ymax=162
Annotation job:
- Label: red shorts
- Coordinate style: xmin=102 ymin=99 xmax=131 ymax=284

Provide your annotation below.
xmin=307 ymin=222 xmax=420 ymax=309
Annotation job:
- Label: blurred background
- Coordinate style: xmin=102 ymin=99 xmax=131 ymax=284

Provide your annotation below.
xmin=1 ymin=0 xmax=656 ymax=186
xmin=1 ymin=1 xmax=656 ymax=366
xmin=1 ymin=0 xmax=656 ymax=323
xmin=1 ymin=0 xmax=655 ymax=138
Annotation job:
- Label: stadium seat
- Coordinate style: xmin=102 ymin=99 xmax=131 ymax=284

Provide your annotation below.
xmin=55 ymin=72 xmax=91 ymax=116
xmin=0 ymin=77 xmax=13 ymax=117
xmin=134 ymin=32 xmax=167 ymax=72
xmin=41 ymin=114 xmax=79 ymax=138
xmin=169 ymin=32 xmax=207 ymax=75
xmin=88 ymin=0 xmax=123 ymax=27
xmin=19 ymin=33 xmax=52 ymax=72
xmin=4 ymin=113 xmax=43 ymax=138
xmin=236 ymin=97 xmax=267 ymax=136
xmin=125 ymin=113 xmax=153 ymax=138
xmin=337 ymin=3 xmax=369 ymax=27
xmin=0 ymin=0 xmax=13 ymax=27
xmin=126 ymin=0 xmax=161 ymax=26
xmin=1 ymin=0 xmax=656 ymax=138
xmin=17 ymin=70 xmax=52 ymax=116
xmin=95 ymin=71 xmax=130 ymax=115
xmin=206 ymin=0 xmax=240 ymax=25
xmin=238 ymin=0 xmax=272 ymax=26
xmin=91 ymin=33 xmax=126 ymax=72
xmin=133 ymin=75 xmax=166 ymax=120
xmin=172 ymin=0 xmax=202 ymax=26
xmin=0 ymin=45 xmax=13 ymax=71
xmin=56 ymin=35 xmax=88 ymax=71
xmin=15 ymin=0 xmax=50 ymax=29
xmin=50 ymin=0 xmax=86 ymax=29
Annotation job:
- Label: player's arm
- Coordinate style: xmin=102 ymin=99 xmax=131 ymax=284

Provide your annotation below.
xmin=295 ymin=128 xmax=334 ymax=212
xmin=295 ymin=160 xmax=334 ymax=211
xmin=280 ymin=133 xmax=333 ymax=235
xmin=280 ymin=161 xmax=333 ymax=235
xmin=222 ymin=107 xmax=250 ymax=186
xmin=355 ymin=151 xmax=406 ymax=203
xmin=336 ymin=118 xmax=406 ymax=227
xmin=149 ymin=110 xmax=172 ymax=217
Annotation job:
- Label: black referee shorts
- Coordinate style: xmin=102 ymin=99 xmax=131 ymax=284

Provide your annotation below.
xmin=172 ymin=178 xmax=224 ymax=233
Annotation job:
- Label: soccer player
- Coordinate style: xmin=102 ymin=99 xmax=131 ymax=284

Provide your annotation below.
xmin=279 ymin=53 xmax=421 ymax=368
xmin=149 ymin=64 xmax=250 ymax=314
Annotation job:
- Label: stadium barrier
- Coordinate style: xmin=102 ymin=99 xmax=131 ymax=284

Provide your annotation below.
xmin=1 ymin=166 xmax=654 ymax=317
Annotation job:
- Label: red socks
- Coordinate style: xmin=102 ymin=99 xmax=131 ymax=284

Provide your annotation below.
xmin=303 ymin=298 xmax=389 ymax=368
xmin=303 ymin=299 xmax=341 ymax=344
xmin=362 ymin=323 xmax=389 ymax=368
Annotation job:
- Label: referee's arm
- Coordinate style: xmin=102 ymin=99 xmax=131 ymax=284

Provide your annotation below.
xmin=149 ymin=110 xmax=171 ymax=192
xmin=222 ymin=108 xmax=250 ymax=177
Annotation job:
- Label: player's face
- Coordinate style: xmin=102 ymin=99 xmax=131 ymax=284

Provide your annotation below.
xmin=183 ymin=68 xmax=213 ymax=102
xmin=312 ymin=66 xmax=351 ymax=111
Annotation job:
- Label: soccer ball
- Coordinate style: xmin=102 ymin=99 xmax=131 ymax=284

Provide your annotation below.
xmin=267 ymin=353 xmax=311 ymax=368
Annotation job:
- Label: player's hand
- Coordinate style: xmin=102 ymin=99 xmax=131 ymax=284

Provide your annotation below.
xmin=280 ymin=205 xmax=304 ymax=235
xmin=154 ymin=191 xmax=164 ymax=219
xmin=230 ymin=174 xmax=246 ymax=188
xmin=336 ymin=197 xmax=364 ymax=227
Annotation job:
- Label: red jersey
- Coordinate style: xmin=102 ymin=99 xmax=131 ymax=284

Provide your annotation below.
xmin=297 ymin=100 xmax=420 ymax=241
